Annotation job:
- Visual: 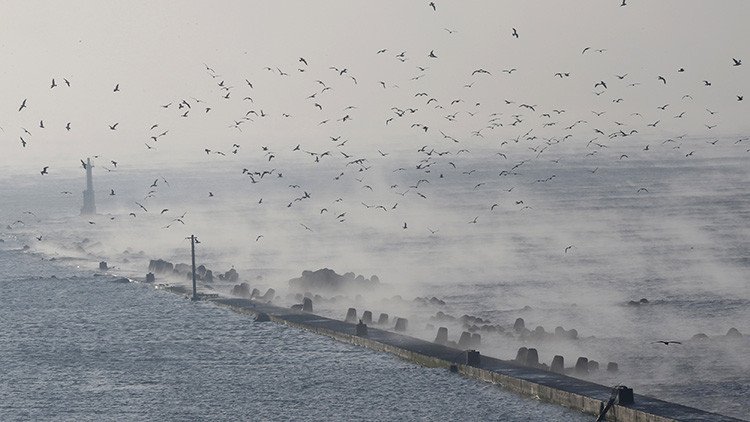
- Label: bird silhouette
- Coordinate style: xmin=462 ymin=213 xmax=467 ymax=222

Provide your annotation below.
xmin=512 ymin=28 xmax=519 ymax=38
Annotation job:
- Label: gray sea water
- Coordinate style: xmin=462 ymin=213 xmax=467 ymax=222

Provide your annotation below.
xmin=0 ymin=248 xmax=588 ymax=422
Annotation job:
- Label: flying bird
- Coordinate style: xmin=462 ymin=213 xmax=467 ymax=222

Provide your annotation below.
xmin=40 ymin=166 xmax=49 ymax=175
xmin=18 ymin=99 xmax=27 ymax=111
xmin=511 ymin=28 xmax=519 ymax=38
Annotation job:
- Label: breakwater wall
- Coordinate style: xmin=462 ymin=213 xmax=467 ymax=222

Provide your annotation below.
xmin=163 ymin=286 xmax=742 ymax=422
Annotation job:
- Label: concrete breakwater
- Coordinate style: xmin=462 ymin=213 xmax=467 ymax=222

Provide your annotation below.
xmin=161 ymin=285 xmax=742 ymax=422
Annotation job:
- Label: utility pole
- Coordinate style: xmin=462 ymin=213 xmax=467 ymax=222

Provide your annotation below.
xmin=190 ymin=234 xmax=198 ymax=301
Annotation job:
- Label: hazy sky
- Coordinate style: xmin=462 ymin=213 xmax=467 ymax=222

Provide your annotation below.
xmin=1 ymin=1 xmax=748 ymax=173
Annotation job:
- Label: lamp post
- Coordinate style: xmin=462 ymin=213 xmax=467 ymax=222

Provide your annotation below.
xmin=188 ymin=235 xmax=199 ymax=301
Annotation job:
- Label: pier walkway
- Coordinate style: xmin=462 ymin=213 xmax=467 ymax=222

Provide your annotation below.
xmin=166 ymin=287 xmax=743 ymax=422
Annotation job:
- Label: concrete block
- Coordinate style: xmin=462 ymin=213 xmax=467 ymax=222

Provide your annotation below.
xmin=345 ymin=308 xmax=358 ymax=323
xmin=551 ymin=355 xmax=564 ymax=373
xmin=458 ymin=331 xmax=472 ymax=348
xmin=525 ymin=348 xmax=539 ymax=367
xmin=302 ymin=297 xmax=313 ymax=312
xmin=362 ymin=310 xmax=373 ymax=324
xmin=434 ymin=327 xmax=448 ymax=345
xmin=575 ymin=357 xmax=589 ymax=375
xmin=394 ymin=317 xmax=408 ymax=332
xmin=515 ymin=347 xmax=528 ymax=363
xmin=471 ymin=333 xmax=481 ymax=347
xmin=377 ymin=313 xmax=389 ymax=325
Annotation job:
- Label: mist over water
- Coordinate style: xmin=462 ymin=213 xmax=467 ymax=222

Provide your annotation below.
xmin=2 ymin=142 xmax=748 ymax=418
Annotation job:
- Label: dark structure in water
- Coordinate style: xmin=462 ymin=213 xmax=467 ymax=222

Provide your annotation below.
xmin=81 ymin=158 xmax=96 ymax=215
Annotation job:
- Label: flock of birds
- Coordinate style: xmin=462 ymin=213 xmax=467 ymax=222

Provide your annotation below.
xmin=4 ymin=1 xmax=748 ymax=268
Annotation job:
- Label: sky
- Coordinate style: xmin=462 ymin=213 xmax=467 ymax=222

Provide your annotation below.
xmin=1 ymin=0 xmax=748 ymax=174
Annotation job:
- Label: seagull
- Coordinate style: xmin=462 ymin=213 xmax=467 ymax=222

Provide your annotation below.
xmin=653 ymin=341 xmax=682 ymax=345
xmin=110 ymin=189 xmax=115 ymax=196
xmin=733 ymin=58 xmax=742 ymax=66
xmin=428 ymin=1 xmax=436 ymax=11
xmin=255 ymin=235 xmax=263 ymax=242
xmin=564 ymin=245 xmax=574 ymax=253
xmin=512 ymin=28 xmax=519 ymax=38
xmin=113 ymin=83 xmax=120 ymax=92
xmin=18 ymin=99 xmax=27 ymax=111
xmin=428 ymin=50 xmax=437 ymax=58
xmin=109 ymin=123 xmax=119 ymax=130
xmin=40 ymin=166 xmax=49 ymax=175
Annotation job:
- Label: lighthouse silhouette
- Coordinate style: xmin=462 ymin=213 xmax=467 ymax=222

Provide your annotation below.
xmin=81 ymin=158 xmax=96 ymax=215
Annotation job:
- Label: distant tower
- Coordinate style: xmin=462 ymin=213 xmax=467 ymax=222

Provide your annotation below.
xmin=81 ymin=158 xmax=96 ymax=215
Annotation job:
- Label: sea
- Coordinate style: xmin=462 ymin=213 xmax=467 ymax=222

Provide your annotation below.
xmin=0 ymin=248 xmax=589 ymax=421
xmin=1 ymin=140 xmax=749 ymax=420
